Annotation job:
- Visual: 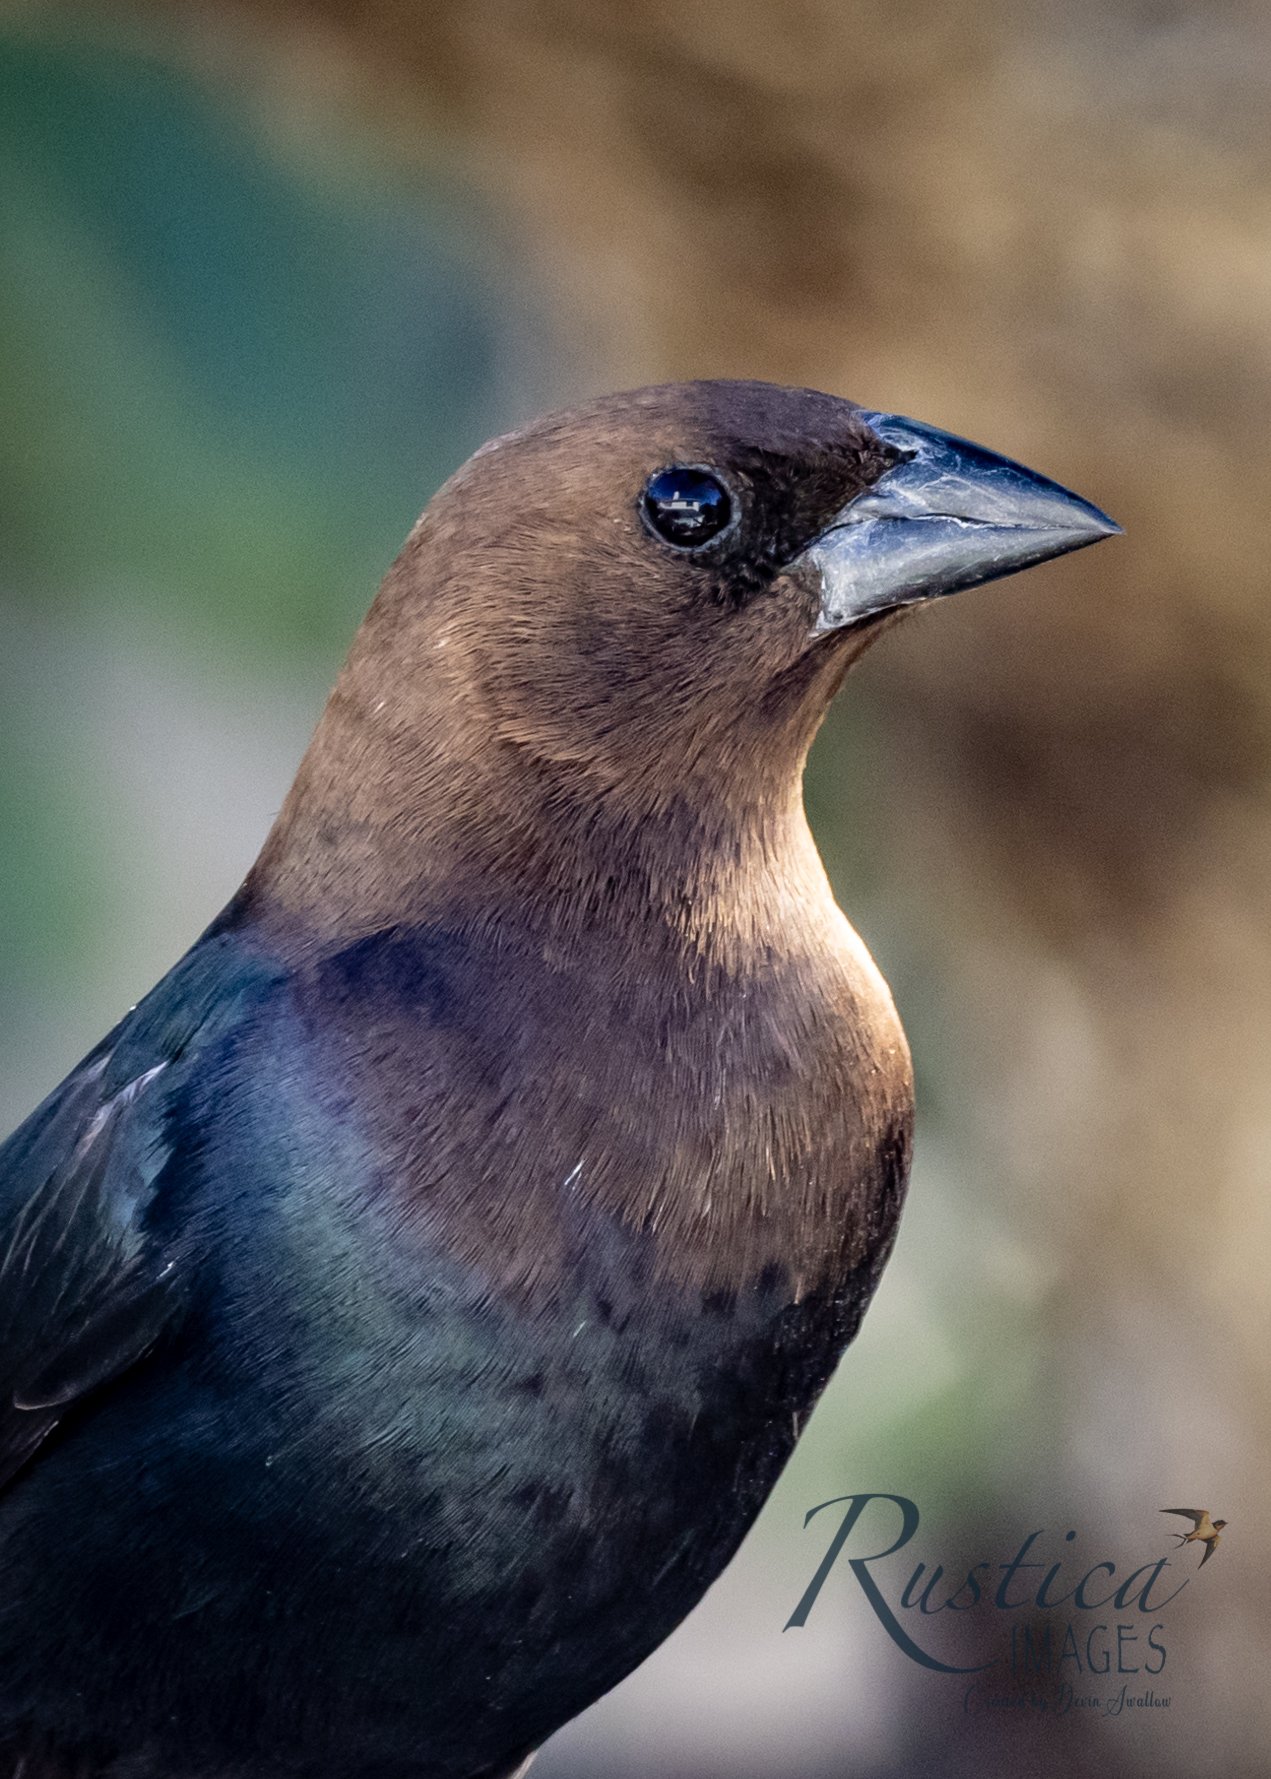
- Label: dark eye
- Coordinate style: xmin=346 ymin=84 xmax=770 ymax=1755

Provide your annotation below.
xmin=643 ymin=467 xmax=733 ymax=548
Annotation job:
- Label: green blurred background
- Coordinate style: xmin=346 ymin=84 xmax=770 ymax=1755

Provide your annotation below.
xmin=0 ymin=3 xmax=1265 ymax=1776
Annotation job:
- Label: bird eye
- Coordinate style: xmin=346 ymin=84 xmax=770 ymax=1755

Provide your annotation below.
xmin=643 ymin=467 xmax=733 ymax=548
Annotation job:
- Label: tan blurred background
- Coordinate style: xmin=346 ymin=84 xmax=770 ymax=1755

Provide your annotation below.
xmin=0 ymin=1 xmax=1266 ymax=1773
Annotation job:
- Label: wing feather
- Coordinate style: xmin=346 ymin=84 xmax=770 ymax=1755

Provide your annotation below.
xmin=0 ymin=928 xmax=280 ymax=1497
xmin=0 ymin=1055 xmax=181 ymax=1491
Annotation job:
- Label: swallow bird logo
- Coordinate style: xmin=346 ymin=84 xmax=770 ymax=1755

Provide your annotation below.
xmin=1160 ymin=1508 xmax=1226 ymax=1567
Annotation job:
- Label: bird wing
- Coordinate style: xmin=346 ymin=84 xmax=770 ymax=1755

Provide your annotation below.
xmin=0 ymin=928 xmax=279 ymax=1497
xmin=1199 ymin=1535 xmax=1219 ymax=1567
xmin=1160 ymin=1508 xmax=1205 ymax=1525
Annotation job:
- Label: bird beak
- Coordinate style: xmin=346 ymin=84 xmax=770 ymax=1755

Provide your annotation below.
xmin=800 ymin=413 xmax=1122 ymax=634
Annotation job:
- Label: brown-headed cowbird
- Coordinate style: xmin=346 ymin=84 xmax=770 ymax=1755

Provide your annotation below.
xmin=0 ymin=383 xmax=1116 ymax=1779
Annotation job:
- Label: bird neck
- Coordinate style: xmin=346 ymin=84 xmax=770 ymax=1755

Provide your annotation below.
xmin=244 ymin=651 xmax=838 ymax=972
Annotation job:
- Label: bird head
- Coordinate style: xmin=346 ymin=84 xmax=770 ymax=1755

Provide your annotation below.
xmin=376 ymin=380 xmax=1114 ymax=797
xmin=1213 ymin=1519 xmax=1228 ymax=1530
xmin=260 ymin=381 xmax=1117 ymax=931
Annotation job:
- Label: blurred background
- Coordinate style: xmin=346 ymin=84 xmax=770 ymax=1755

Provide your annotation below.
xmin=0 ymin=1 xmax=1266 ymax=1773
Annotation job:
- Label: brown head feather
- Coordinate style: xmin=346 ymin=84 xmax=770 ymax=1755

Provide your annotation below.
xmin=246 ymin=382 xmax=912 ymax=1298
